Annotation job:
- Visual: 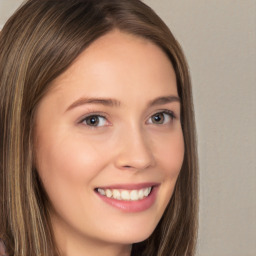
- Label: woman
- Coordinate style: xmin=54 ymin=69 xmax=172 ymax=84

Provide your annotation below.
xmin=0 ymin=0 xmax=198 ymax=255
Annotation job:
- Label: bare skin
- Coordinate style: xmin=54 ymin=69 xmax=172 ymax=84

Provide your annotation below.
xmin=34 ymin=30 xmax=184 ymax=256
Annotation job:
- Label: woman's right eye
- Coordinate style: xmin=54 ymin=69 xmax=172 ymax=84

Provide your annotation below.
xmin=81 ymin=115 xmax=108 ymax=127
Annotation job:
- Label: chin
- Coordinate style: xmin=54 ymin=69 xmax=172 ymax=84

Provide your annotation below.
xmin=103 ymin=223 xmax=156 ymax=245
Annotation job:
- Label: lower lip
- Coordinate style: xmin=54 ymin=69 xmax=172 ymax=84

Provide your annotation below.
xmin=95 ymin=187 xmax=158 ymax=213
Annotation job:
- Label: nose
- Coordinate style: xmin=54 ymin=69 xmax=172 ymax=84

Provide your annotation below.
xmin=114 ymin=126 xmax=155 ymax=171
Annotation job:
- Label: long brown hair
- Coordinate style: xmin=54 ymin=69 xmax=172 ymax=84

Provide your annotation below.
xmin=0 ymin=0 xmax=198 ymax=255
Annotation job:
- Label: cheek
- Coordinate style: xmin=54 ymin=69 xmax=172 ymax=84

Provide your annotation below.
xmin=154 ymin=129 xmax=184 ymax=178
xmin=34 ymin=133 xmax=114 ymax=231
xmin=149 ymin=128 xmax=184 ymax=218
xmin=35 ymin=132 xmax=109 ymax=201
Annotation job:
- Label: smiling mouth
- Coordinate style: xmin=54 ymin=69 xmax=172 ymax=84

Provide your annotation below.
xmin=95 ymin=186 xmax=153 ymax=201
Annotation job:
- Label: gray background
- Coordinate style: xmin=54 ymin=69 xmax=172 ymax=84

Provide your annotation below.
xmin=0 ymin=0 xmax=255 ymax=255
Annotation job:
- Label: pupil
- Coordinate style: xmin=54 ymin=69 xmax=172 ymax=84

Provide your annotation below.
xmin=153 ymin=114 xmax=163 ymax=123
xmin=88 ymin=116 xmax=98 ymax=126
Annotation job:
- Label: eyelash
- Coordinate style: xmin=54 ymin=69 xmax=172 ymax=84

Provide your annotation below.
xmin=79 ymin=109 xmax=176 ymax=128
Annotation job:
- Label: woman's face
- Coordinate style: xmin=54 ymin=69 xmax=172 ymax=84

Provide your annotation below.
xmin=35 ymin=30 xmax=184 ymax=254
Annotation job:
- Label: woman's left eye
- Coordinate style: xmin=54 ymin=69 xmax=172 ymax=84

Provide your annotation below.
xmin=147 ymin=111 xmax=175 ymax=125
xmin=81 ymin=115 xmax=108 ymax=127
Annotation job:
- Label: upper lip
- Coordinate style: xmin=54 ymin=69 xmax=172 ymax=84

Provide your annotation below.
xmin=96 ymin=182 xmax=160 ymax=190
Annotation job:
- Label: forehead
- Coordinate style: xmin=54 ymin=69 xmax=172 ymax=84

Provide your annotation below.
xmin=48 ymin=30 xmax=177 ymax=106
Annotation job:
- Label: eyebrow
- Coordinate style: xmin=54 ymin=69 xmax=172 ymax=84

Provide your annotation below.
xmin=66 ymin=95 xmax=180 ymax=112
xmin=148 ymin=95 xmax=180 ymax=107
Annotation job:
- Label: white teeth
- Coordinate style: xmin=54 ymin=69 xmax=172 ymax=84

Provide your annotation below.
xmin=138 ymin=189 xmax=144 ymax=199
xmin=97 ymin=188 xmax=106 ymax=196
xmin=121 ymin=190 xmax=130 ymax=200
xmin=96 ymin=187 xmax=153 ymax=201
xmin=130 ymin=190 xmax=139 ymax=201
xmin=144 ymin=187 xmax=151 ymax=197
xmin=112 ymin=189 xmax=121 ymax=200
xmin=105 ymin=189 xmax=112 ymax=198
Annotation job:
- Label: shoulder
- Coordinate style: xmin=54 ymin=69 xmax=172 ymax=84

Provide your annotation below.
xmin=0 ymin=240 xmax=7 ymax=256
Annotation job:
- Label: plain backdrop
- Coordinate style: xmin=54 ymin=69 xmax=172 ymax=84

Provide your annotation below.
xmin=0 ymin=1 xmax=255 ymax=256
